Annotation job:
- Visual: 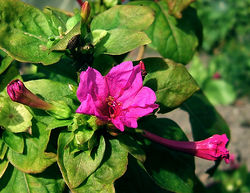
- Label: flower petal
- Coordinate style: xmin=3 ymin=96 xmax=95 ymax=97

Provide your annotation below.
xmin=105 ymin=62 xmax=143 ymax=99
xmin=111 ymin=117 xmax=125 ymax=131
xmin=76 ymin=67 xmax=108 ymax=117
xmin=76 ymin=94 xmax=108 ymax=120
xmin=123 ymin=86 xmax=159 ymax=117
xmin=77 ymin=67 xmax=108 ymax=102
xmin=122 ymin=117 xmax=138 ymax=128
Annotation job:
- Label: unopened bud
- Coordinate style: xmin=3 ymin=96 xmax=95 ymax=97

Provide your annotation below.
xmin=139 ymin=61 xmax=147 ymax=78
xmin=7 ymin=79 xmax=52 ymax=110
xmin=81 ymin=1 xmax=90 ymax=23
xmin=7 ymin=79 xmax=72 ymax=120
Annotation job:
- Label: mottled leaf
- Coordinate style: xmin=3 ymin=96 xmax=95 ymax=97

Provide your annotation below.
xmin=0 ymin=97 xmax=33 ymax=133
xmin=0 ymin=0 xmax=67 ymax=65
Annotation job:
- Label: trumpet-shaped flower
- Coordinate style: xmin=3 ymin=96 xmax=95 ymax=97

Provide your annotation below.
xmin=143 ymin=131 xmax=230 ymax=163
xmin=76 ymin=61 xmax=159 ymax=131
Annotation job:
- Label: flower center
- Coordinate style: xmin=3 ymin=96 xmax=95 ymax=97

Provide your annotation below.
xmin=106 ymin=96 xmax=122 ymax=118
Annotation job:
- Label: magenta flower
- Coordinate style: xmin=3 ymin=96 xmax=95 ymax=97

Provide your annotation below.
xmin=143 ymin=131 xmax=230 ymax=163
xmin=76 ymin=61 xmax=159 ymax=131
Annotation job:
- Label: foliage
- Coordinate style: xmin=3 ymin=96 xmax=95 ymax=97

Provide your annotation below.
xmin=0 ymin=0 xmax=232 ymax=192
xmin=207 ymin=165 xmax=250 ymax=193
xmin=192 ymin=0 xmax=250 ymax=98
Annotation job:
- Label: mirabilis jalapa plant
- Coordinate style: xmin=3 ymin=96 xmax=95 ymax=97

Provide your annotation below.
xmin=0 ymin=0 xmax=231 ymax=192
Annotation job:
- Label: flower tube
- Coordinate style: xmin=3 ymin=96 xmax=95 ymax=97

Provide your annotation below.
xmin=143 ymin=130 xmax=230 ymax=163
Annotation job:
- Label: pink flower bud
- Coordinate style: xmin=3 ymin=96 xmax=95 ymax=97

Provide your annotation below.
xmin=81 ymin=1 xmax=90 ymax=23
xmin=139 ymin=61 xmax=147 ymax=77
xmin=143 ymin=131 xmax=230 ymax=163
xmin=212 ymin=72 xmax=221 ymax=79
xmin=7 ymin=79 xmax=52 ymax=110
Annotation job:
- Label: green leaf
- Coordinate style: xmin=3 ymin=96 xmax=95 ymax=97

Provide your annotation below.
xmin=90 ymin=29 xmax=108 ymax=46
xmin=0 ymin=0 xmax=66 ymax=65
xmin=141 ymin=58 xmax=199 ymax=113
xmin=22 ymin=56 xmax=78 ymax=85
xmin=181 ymin=90 xmax=230 ymax=141
xmin=0 ymin=97 xmax=33 ymax=133
xmin=25 ymin=79 xmax=76 ymax=102
xmin=57 ymin=132 xmax=106 ymax=189
xmin=0 ymin=157 xmax=9 ymax=178
xmin=43 ymin=6 xmax=69 ymax=32
xmin=167 ymin=0 xmax=196 ymax=18
xmin=7 ymin=120 xmax=57 ymax=173
xmin=24 ymin=79 xmax=76 ymax=129
xmin=130 ymin=1 xmax=201 ymax=64
xmin=91 ymin=5 xmax=154 ymax=31
xmin=115 ymin=156 xmax=170 ymax=193
xmin=73 ymin=139 xmax=128 ymax=193
xmin=118 ymin=134 xmax=146 ymax=162
xmin=2 ymin=131 xmax=24 ymax=153
xmin=50 ymin=22 xmax=81 ymax=51
xmin=0 ymin=139 xmax=8 ymax=160
xmin=138 ymin=117 xmax=196 ymax=193
xmin=0 ymin=55 xmax=13 ymax=75
xmin=91 ymin=5 xmax=154 ymax=55
xmin=0 ymin=164 xmax=65 ymax=193
xmin=203 ymin=79 xmax=236 ymax=105
xmin=95 ymin=29 xmax=151 ymax=55
xmin=92 ymin=54 xmax=115 ymax=75
xmin=0 ymin=63 xmax=21 ymax=93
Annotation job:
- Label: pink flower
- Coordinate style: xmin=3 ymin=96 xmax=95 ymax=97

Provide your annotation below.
xmin=143 ymin=131 xmax=230 ymax=163
xmin=76 ymin=61 xmax=159 ymax=131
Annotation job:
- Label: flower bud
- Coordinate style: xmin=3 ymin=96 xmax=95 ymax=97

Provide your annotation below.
xmin=139 ymin=61 xmax=147 ymax=78
xmin=7 ymin=79 xmax=52 ymax=110
xmin=81 ymin=1 xmax=90 ymax=23
xmin=7 ymin=79 xmax=72 ymax=119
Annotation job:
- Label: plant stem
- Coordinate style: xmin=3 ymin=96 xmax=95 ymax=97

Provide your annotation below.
xmin=136 ymin=46 xmax=145 ymax=60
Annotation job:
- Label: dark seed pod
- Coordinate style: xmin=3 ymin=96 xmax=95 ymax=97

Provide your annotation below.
xmin=67 ymin=34 xmax=81 ymax=50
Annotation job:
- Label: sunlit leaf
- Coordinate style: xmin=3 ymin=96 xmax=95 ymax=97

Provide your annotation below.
xmin=0 ymin=164 xmax=65 ymax=193
xmin=7 ymin=120 xmax=57 ymax=173
xmin=0 ymin=97 xmax=32 ymax=133
xmin=57 ymin=132 xmax=106 ymax=188
xmin=140 ymin=58 xmax=199 ymax=113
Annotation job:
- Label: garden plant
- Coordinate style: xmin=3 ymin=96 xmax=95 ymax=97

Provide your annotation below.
xmin=0 ymin=0 xmax=231 ymax=192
